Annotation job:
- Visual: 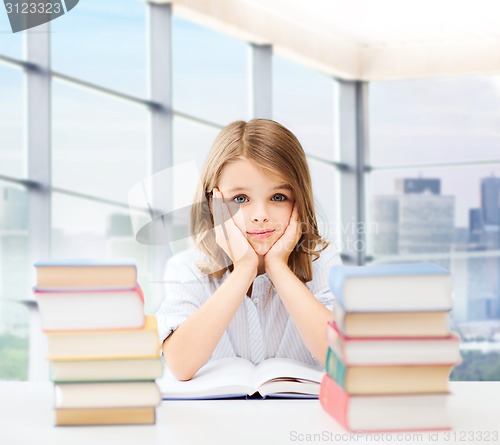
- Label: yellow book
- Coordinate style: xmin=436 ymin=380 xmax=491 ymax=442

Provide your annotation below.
xmin=333 ymin=304 xmax=451 ymax=337
xmin=50 ymin=356 xmax=163 ymax=382
xmin=55 ymin=407 xmax=156 ymax=426
xmin=46 ymin=316 xmax=160 ymax=360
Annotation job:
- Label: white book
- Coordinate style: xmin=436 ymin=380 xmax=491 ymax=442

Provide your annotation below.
xmin=158 ymin=357 xmax=324 ymax=399
xmin=55 ymin=381 xmax=161 ymax=409
xmin=329 ymin=263 xmax=452 ymax=312
xmin=326 ymin=321 xmax=462 ymax=365
xmin=35 ymin=287 xmax=144 ymax=331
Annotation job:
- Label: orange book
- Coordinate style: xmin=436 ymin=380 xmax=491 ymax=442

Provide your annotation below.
xmin=319 ymin=374 xmax=451 ymax=432
xmin=34 ymin=258 xmax=137 ymax=290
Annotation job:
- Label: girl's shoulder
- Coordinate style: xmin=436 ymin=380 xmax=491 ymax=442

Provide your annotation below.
xmin=165 ymin=248 xmax=214 ymax=282
xmin=307 ymin=242 xmax=342 ymax=294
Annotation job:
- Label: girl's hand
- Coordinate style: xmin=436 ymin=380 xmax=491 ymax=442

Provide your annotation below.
xmin=212 ymin=188 xmax=259 ymax=274
xmin=264 ymin=203 xmax=301 ymax=272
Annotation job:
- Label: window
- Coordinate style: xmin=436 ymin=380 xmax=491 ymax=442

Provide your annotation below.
xmin=172 ymin=16 xmax=248 ymax=125
xmin=0 ymin=28 xmax=28 ymax=381
xmin=51 ymin=0 xmax=147 ymax=97
xmin=51 ymin=192 xmax=155 ymax=311
xmin=0 ymin=12 xmax=23 ymax=59
xmin=0 ymin=181 xmax=29 ymax=380
xmin=169 ymin=116 xmax=221 ymax=253
xmin=3 ymin=4 xmax=498 ymax=382
xmin=370 ymin=76 xmax=500 ymax=166
xmin=52 ymin=80 xmax=149 ymax=203
xmin=273 ymin=55 xmax=340 ymax=243
xmin=0 ymin=65 xmax=24 ymax=178
xmin=273 ymin=55 xmax=337 ymax=161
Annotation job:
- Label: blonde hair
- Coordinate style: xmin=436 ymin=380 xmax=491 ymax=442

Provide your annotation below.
xmin=190 ymin=119 xmax=328 ymax=282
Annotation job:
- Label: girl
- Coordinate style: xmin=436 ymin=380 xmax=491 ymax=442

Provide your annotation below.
xmin=156 ymin=119 xmax=341 ymax=381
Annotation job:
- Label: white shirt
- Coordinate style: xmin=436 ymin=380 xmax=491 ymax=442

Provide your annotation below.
xmin=155 ymin=243 xmax=341 ymax=367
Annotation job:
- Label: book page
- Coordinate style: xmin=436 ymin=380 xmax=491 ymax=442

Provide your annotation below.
xmin=253 ymin=358 xmax=324 ymax=396
xmin=159 ymin=357 xmax=257 ymax=399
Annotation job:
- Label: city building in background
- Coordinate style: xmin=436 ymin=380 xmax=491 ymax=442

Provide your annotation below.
xmin=371 ymin=177 xmax=454 ymax=257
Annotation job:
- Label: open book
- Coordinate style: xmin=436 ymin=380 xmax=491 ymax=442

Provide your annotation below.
xmin=158 ymin=357 xmax=324 ymax=399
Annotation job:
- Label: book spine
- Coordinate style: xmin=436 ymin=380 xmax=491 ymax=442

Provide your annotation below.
xmin=55 ymin=407 xmax=156 ymax=426
xmin=325 ymin=321 xmax=344 ymax=359
xmin=34 ymin=284 xmax=143 ymax=298
xmin=135 ymin=284 xmax=144 ymax=303
xmin=327 ymin=320 xmax=462 ymax=342
xmin=325 ymin=348 xmax=347 ymax=390
xmin=319 ymin=374 xmax=350 ymax=430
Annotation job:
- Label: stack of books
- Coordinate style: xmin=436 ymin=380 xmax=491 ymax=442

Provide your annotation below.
xmin=34 ymin=259 xmax=162 ymax=426
xmin=319 ymin=263 xmax=462 ymax=432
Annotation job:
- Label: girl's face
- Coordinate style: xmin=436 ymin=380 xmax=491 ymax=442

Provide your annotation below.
xmin=217 ymin=159 xmax=295 ymax=256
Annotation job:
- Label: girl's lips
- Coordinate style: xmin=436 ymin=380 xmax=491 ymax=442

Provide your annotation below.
xmin=247 ymin=229 xmax=274 ymax=239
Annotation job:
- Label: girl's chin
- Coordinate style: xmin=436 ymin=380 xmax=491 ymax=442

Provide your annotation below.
xmin=250 ymin=241 xmax=273 ymax=256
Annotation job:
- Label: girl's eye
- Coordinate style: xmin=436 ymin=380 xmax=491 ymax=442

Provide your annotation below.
xmin=233 ymin=195 xmax=249 ymax=204
xmin=271 ymin=194 xmax=287 ymax=202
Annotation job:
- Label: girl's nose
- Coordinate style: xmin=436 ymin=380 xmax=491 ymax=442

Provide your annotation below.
xmin=252 ymin=215 xmax=269 ymax=223
xmin=251 ymin=203 xmax=269 ymax=223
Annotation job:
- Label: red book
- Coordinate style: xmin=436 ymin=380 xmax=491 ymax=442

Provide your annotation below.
xmin=319 ymin=374 xmax=451 ymax=432
xmin=326 ymin=321 xmax=461 ymax=366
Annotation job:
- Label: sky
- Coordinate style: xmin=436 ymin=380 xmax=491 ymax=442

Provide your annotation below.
xmin=1 ymin=0 xmax=500 ymax=237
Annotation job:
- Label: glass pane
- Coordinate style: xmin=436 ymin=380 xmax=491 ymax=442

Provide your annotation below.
xmin=309 ymin=159 xmax=339 ymax=246
xmin=0 ymin=181 xmax=30 ymax=380
xmin=0 ymin=10 xmax=23 ymax=59
xmin=173 ymin=115 xmax=220 ymax=166
xmin=170 ymin=116 xmax=220 ymax=252
xmin=51 ymin=193 xmax=156 ymax=311
xmin=367 ymin=165 xmax=500 ymax=258
xmin=172 ymin=16 xmax=248 ymax=125
xmin=370 ymin=76 xmax=500 ymax=166
xmin=0 ymin=65 xmax=24 ymax=178
xmin=51 ymin=0 xmax=147 ymax=97
xmin=52 ymin=80 xmax=149 ymax=203
xmin=273 ymin=55 xmax=336 ymax=161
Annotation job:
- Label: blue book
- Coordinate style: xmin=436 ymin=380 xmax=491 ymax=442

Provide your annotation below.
xmin=329 ymin=263 xmax=452 ymax=312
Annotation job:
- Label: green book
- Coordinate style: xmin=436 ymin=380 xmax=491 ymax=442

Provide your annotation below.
xmin=325 ymin=347 xmax=347 ymax=390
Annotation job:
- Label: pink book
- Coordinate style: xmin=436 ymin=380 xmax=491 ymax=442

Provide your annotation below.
xmin=319 ymin=374 xmax=451 ymax=432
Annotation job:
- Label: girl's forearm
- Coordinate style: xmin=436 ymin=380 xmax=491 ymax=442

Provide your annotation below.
xmin=267 ymin=264 xmax=331 ymax=366
xmin=162 ymin=266 xmax=255 ymax=381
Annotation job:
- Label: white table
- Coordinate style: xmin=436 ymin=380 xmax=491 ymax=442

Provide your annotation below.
xmin=1 ymin=382 xmax=499 ymax=445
